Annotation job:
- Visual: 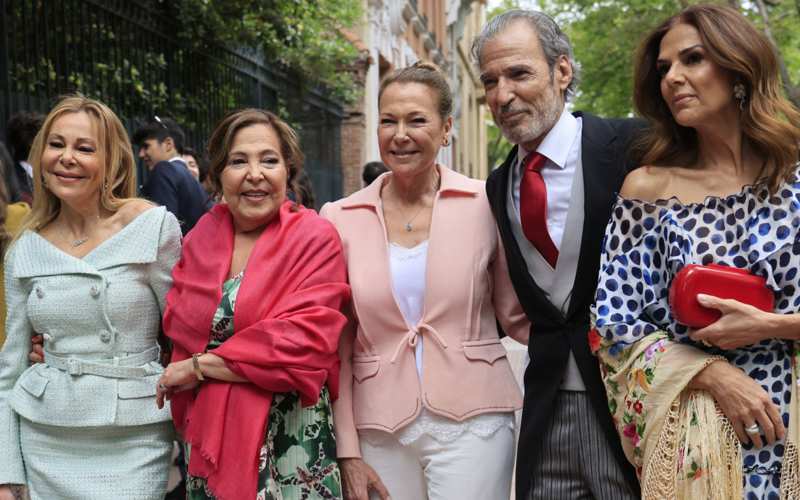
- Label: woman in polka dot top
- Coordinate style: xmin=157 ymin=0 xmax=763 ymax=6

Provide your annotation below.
xmin=590 ymin=5 xmax=800 ymax=499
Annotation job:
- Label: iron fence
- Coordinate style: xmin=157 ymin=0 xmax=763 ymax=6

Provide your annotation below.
xmin=0 ymin=0 xmax=344 ymax=205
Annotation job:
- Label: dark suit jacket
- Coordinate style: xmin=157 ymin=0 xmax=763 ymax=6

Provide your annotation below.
xmin=12 ymin=162 xmax=33 ymax=205
xmin=142 ymin=160 xmax=210 ymax=235
xmin=486 ymin=112 xmax=642 ymax=498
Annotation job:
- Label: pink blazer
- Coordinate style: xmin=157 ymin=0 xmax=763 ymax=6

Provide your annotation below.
xmin=320 ymin=166 xmax=530 ymax=458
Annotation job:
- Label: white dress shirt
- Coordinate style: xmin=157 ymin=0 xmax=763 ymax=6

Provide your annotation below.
xmin=511 ymin=110 xmax=583 ymax=249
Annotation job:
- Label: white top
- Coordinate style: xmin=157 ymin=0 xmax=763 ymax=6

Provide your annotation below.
xmin=168 ymin=156 xmax=187 ymax=167
xmin=382 ymin=240 xmax=514 ymax=446
xmin=511 ymin=109 xmax=583 ymax=249
xmin=389 ymin=240 xmax=428 ymax=377
xmin=20 ymin=161 xmax=33 ymax=178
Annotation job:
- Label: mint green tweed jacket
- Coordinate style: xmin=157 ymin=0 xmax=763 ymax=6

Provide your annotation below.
xmin=0 ymin=207 xmax=181 ymax=484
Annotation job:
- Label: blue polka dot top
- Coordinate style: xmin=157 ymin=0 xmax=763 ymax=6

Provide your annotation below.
xmin=592 ymin=164 xmax=800 ymax=495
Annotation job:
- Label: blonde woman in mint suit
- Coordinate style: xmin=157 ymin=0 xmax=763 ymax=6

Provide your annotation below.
xmin=0 ymin=96 xmax=179 ymax=500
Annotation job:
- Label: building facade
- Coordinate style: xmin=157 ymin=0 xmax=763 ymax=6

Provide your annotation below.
xmin=340 ymin=0 xmax=488 ymax=196
xmin=448 ymin=0 xmax=489 ymax=180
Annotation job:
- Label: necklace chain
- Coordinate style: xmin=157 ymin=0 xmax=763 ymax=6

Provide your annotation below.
xmin=72 ymin=237 xmax=89 ymax=247
xmin=397 ymin=171 xmax=441 ymax=232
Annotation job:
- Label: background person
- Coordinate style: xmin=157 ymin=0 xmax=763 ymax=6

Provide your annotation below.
xmin=181 ymin=147 xmax=203 ymax=181
xmin=474 ymin=10 xmax=642 ymax=499
xmin=321 ymin=62 xmax=529 ymax=500
xmin=158 ymin=108 xmax=349 ymax=500
xmin=592 ymin=4 xmax=800 ymax=498
xmin=6 ymin=111 xmax=44 ymax=204
xmin=0 ymin=143 xmax=30 ymax=347
xmin=133 ymin=117 xmax=209 ymax=234
xmin=361 ymin=160 xmax=388 ymax=187
xmin=0 ymin=95 xmax=180 ymax=500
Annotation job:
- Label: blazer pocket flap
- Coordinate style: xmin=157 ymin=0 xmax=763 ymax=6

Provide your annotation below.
xmin=463 ymin=341 xmax=507 ymax=364
xmin=19 ymin=370 xmax=50 ymax=398
xmin=351 ymin=357 xmax=380 ymax=383
xmin=118 ymin=377 xmax=158 ymax=399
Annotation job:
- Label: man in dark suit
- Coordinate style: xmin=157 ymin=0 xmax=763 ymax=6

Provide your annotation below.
xmin=133 ymin=117 xmax=209 ymax=234
xmin=473 ymin=10 xmax=642 ymax=500
xmin=6 ymin=112 xmax=44 ymax=204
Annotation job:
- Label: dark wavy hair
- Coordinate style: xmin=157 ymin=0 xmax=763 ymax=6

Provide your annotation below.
xmin=206 ymin=108 xmax=304 ymax=201
xmin=632 ymin=4 xmax=800 ymax=192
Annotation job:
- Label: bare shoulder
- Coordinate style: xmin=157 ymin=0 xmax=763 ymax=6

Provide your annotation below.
xmin=619 ymin=166 xmax=674 ymax=202
xmin=116 ymin=199 xmax=157 ymax=226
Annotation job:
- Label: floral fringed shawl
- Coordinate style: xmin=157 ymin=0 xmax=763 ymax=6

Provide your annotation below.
xmin=591 ymin=184 xmax=800 ymax=499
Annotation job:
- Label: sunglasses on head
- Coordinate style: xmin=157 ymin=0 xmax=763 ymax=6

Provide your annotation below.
xmin=154 ymin=115 xmax=168 ymax=130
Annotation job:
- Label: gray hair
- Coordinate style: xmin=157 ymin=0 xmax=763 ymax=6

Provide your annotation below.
xmin=471 ymin=10 xmax=581 ymax=101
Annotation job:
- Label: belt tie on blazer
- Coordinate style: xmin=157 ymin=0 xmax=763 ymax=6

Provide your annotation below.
xmin=43 ymin=346 xmax=160 ymax=378
xmin=390 ymin=322 xmax=448 ymax=364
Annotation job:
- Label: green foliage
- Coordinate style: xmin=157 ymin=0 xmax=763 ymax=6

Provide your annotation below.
xmin=542 ymin=0 xmax=683 ymax=117
xmin=170 ymin=0 xmax=363 ymax=103
xmin=487 ymin=117 xmax=513 ymax=169
xmin=541 ymin=0 xmax=800 ymax=116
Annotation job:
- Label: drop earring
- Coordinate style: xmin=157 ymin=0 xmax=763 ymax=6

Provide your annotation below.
xmin=733 ymin=82 xmax=747 ymax=111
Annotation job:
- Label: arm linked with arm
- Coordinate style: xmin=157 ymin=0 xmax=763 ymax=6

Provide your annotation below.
xmin=491 ymin=230 xmax=530 ymax=345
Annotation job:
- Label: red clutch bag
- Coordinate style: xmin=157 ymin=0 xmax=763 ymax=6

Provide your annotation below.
xmin=668 ymin=264 xmax=774 ymax=328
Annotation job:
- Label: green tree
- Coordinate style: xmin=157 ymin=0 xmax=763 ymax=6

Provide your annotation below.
xmin=169 ymin=0 xmax=363 ymax=103
xmin=541 ymin=0 xmax=800 ymax=116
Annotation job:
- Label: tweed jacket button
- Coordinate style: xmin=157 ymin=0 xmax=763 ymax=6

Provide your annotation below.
xmin=35 ymin=286 xmax=44 ymax=299
xmin=90 ymin=285 xmax=101 ymax=297
xmin=99 ymin=330 xmax=112 ymax=343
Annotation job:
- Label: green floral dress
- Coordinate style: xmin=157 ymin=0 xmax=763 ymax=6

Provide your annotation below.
xmin=186 ymin=272 xmax=342 ymax=500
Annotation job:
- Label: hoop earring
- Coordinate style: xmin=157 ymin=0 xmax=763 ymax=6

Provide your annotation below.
xmin=733 ymin=82 xmax=747 ymax=111
xmin=443 ymin=137 xmax=450 ymax=147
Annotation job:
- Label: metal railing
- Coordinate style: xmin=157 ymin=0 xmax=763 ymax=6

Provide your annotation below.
xmin=0 ymin=0 xmax=344 ymax=205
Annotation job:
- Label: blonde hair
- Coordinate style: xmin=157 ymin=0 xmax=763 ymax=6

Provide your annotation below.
xmin=17 ymin=94 xmax=137 ymax=237
xmin=378 ymin=61 xmax=453 ymax=119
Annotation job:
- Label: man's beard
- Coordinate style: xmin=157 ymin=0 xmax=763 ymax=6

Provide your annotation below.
xmin=498 ymin=89 xmax=562 ymax=147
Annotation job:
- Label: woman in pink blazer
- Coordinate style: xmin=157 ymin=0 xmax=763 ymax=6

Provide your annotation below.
xmin=321 ymin=62 xmax=529 ymax=500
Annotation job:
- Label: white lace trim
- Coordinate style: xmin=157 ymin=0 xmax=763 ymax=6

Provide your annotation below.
xmin=360 ymin=409 xmax=514 ymax=446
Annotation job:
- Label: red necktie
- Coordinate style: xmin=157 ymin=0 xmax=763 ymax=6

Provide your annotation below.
xmin=520 ymin=152 xmax=559 ymax=267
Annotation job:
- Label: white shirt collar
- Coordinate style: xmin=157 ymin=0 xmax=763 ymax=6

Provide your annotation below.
xmin=517 ymin=109 xmax=578 ymax=170
xmin=169 ymin=156 xmax=186 ymax=166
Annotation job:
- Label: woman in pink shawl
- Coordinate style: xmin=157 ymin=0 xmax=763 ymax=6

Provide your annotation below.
xmin=156 ymin=109 xmax=350 ymax=500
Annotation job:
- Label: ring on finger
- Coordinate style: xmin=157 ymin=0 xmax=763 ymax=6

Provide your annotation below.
xmin=158 ymin=383 xmax=168 ymax=391
xmin=700 ymin=339 xmax=712 ymax=347
xmin=745 ymin=423 xmax=760 ymax=435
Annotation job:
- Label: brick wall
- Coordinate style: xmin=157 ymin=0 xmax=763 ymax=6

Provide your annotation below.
xmin=341 ymin=109 xmax=367 ymax=196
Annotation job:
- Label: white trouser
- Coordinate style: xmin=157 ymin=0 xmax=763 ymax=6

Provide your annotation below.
xmin=360 ymin=425 xmax=515 ymax=500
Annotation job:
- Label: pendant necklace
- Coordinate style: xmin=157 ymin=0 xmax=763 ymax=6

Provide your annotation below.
xmin=400 ymin=171 xmax=441 ymax=232
xmin=72 ymin=237 xmax=90 ymax=247
xmin=404 ymin=207 xmax=425 ymax=232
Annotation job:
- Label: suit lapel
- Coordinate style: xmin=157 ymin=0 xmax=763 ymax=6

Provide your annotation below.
xmin=487 ymin=147 xmax=564 ymax=323
xmin=567 ymin=113 xmax=623 ymax=319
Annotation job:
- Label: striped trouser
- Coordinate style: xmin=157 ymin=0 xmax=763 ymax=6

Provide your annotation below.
xmin=528 ymin=390 xmax=638 ymax=500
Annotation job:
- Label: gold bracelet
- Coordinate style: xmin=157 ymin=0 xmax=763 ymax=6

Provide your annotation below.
xmin=192 ymin=353 xmax=205 ymax=381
